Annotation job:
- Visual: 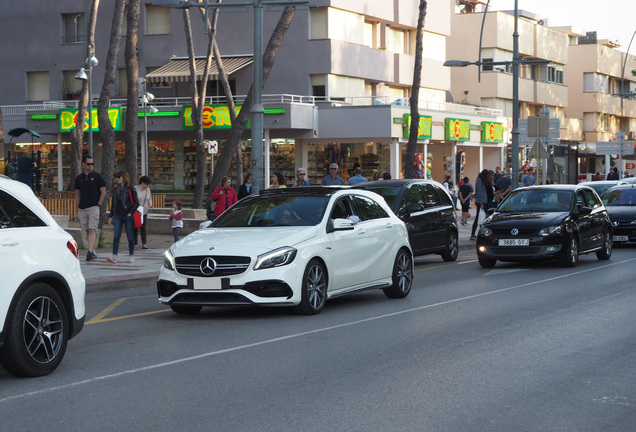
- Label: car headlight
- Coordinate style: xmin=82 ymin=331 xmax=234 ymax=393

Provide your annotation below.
xmin=479 ymin=225 xmax=492 ymax=237
xmin=253 ymin=247 xmax=297 ymax=270
xmin=539 ymin=225 xmax=562 ymax=236
xmin=163 ymin=249 xmax=176 ymax=270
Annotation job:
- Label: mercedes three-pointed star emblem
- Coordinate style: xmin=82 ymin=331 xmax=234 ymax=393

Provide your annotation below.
xmin=200 ymin=257 xmax=217 ymax=276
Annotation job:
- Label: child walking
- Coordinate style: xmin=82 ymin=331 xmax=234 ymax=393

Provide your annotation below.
xmin=169 ymin=200 xmax=183 ymax=242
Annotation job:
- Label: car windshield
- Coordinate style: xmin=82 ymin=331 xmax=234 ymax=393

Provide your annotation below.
xmin=603 ymin=189 xmax=636 ymax=206
xmin=360 ymin=186 xmax=401 ymax=209
xmin=212 ymin=195 xmax=328 ymax=227
xmin=498 ymin=190 xmax=573 ymax=212
xmin=583 ymin=183 xmax=616 ymax=197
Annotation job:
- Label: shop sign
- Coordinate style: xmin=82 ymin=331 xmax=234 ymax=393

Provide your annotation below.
xmin=183 ymin=105 xmax=246 ymax=130
xmin=481 ymin=121 xmax=504 ymax=143
xmin=403 ymin=114 xmax=432 ymax=139
xmin=59 ymin=108 xmax=122 ymax=132
xmin=445 ymin=118 xmax=471 ymax=141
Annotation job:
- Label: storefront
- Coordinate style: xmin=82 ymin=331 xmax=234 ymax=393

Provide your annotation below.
xmin=20 ymin=101 xmax=506 ymax=191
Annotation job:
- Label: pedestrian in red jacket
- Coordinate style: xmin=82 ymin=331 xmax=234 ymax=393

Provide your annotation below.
xmin=210 ymin=176 xmax=238 ymax=218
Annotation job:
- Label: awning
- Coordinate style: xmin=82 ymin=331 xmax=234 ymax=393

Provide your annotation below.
xmin=145 ymin=56 xmax=253 ymax=83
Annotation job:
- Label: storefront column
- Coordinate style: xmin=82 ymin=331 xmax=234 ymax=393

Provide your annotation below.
xmin=390 ymin=138 xmax=400 ymax=179
xmin=264 ymin=129 xmax=270 ymax=188
xmin=297 ymin=139 xmax=307 ymax=172
xmin=57 ymin=133 xmax=63 ymax=191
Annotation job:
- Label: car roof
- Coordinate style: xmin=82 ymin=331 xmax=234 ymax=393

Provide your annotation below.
xmin=514 ymin=184 xmax=595 ymax=193
xmin=258 ymin=186 xmax=346 ymax=198
xmin=354 ymin=179 xmax=444 ymax=188
xmin=604 ymin=184 xmax=636 ymax=191
xmin=579 ymin=180 xmax=627 ymax=185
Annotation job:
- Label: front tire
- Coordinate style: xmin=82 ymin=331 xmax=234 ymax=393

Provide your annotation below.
xmin=0 ymin=283 xmax=68 ymax=377
xmin=294 ymin=259 xmax=327 ymax=315
xmin=441 ymin=231 xmax=459 ymax=262
xmin=596 ymin=231 xmax=612 ymax=260
xmin=384 ymin=249 xmax=413 ymax=298
xmin=562 ymin=236 xmax=579 ymax=267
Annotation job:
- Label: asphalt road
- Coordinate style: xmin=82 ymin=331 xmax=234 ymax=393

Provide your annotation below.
xmin=2 ymin=247 xmax=636 ymax=431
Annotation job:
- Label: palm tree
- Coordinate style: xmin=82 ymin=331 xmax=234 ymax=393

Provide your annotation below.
xmin=403 ymin=0 xmax=427 ymax=179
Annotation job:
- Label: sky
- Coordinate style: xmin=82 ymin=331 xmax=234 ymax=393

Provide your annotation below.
xmin=486 ymin=0 xmax=636 ymax=52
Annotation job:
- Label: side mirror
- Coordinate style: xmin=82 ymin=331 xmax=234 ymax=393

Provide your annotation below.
xmin=408 ymin=203 xmax=425 ymax=213
xmin=578 ymin=206 xmax=593 ymax=215
xmin=328 ymin=218 xmax=355 ymax=233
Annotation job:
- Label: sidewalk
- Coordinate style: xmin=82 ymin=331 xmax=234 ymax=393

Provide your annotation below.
xmin=78 ymin=206 xmax=479 ymax=292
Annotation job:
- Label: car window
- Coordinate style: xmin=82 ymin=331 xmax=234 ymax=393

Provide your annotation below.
xmin=583 ymin=189 xmax=601 ymax=208
xmin=330 ymin=198 xmax=355 ymax=220
xmin=603 ymin=189 xmax=636 ymax=206
xmin=398 ymin=185 xmax=424 ymax=215
xmin=498 ymin=190 xmax=573 ymax=212
xmin=352 ymin=195 xmax=389 ymax=221
xmin=212 ymin=195 xmax=328 ymax=227
xmin=575 ymin=192 xmax=586 ymax=207
xmin=422 ymin=184 xmax=441 ymax=207
xmin=434 ymin=184 xmax=453 ymax=207
xmin=0 ymin=190 xmax=47 ymax=228
xmin=362 ymin=186 xmax=401 ymax=210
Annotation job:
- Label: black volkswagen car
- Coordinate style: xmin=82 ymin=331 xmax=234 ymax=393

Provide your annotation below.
xmin=476 ymin=185 xmax=612 ymax=268
xmin=355 ymin=179 xmax=458 ymax=261
xmin=602 ymin=184 xmax=636 ymax=243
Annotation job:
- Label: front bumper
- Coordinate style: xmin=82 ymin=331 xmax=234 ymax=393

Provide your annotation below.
xmin=476 ymin=236 xmax=564 ymax=262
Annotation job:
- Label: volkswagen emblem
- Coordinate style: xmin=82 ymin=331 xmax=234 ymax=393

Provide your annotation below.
xmin=200 ymin=257 xmax=217 ymax=276
xmin=511 ymin=228 xmax=519 ymax=236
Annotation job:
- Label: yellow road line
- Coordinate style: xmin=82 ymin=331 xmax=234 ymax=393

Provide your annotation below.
xmin=87 ymin=309 xmax=170 ymax=324
xmin=86 ymin=294 xmax=163 ymax=325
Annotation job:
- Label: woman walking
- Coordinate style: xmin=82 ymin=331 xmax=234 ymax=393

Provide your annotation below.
xmin=107 ymin=171 xmax=139 ymax=263
xmin=470 ymin=169 xmax=491 ymax=240
xmin=134 ymin=175 xmax=153 ymax=249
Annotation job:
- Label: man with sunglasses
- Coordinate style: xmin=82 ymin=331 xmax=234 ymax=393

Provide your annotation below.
xmin=74 ymin=155 xmax=106 ymax=261
xmin=320 ymin=163 xmax=344 ymax=186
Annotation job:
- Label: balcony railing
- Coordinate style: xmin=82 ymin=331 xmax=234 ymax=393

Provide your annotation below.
xmin=2 ymin=94 xmax=503 ymax=118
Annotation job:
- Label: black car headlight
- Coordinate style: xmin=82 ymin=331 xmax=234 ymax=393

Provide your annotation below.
xmin=254 ymin=247 xmax=297 ymax=270
xmin=163 ymin=249 xmax=176 ymax=271
xmin=539 ymin=225 xmax=562 ymax=236
xmin=479 ymin=225 xmax=492 ymax=237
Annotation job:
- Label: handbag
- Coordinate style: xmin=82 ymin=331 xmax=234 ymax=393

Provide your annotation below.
xmin=128 ymin=188 xmax=143 ymax=228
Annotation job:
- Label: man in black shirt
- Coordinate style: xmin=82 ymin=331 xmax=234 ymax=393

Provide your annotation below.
xmin=74 ymin=155 xmax=106 ymax=261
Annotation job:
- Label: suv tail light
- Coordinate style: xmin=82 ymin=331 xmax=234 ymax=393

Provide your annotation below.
xmin=67 ymin=240 xmax=80 ymax=259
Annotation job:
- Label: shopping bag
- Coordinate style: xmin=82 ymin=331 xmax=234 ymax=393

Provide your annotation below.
xmin=477 ymin=209 xmax=486 ymax=225
xmin=133 ymin=210 xmax=143 ymax=228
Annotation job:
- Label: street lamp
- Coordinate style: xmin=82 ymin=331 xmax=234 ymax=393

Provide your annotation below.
xmin=444 ymin=0 xmax=549 ymax=190
xmin=140 ymin=81 xmax=157 ymax=177
xmin=75 ymin=46 xmax=99 ymax=157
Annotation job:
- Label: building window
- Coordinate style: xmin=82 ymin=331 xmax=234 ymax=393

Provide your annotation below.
xmin=546 ymin=65 xmax=564 ymax=84
xmin=482 ymin=58 xmax=494 ymax=72
xmin=146 ymin=5 xmax=170 ymax=35
xmin=584 ymin=73 xmax=609 ymax=93
xmin=27 ymin=71 xmax=50 ymax=101
xmin=598 ymin=113 xmax=610 ymax=132
xmin=62 ymin=13 xmax=85 ymax=44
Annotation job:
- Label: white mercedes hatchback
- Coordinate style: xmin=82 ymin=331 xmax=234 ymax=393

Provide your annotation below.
xmin=158 ymin=187 xmax=413 ymax=315
xmin=0 ymin=176 xmax=85 ymax=376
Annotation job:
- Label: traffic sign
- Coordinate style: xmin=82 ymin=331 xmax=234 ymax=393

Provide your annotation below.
xmin=595 ymin=141 xmax=634 ymax=156
xmin=205 ymin=140 xmax=219 ymax=154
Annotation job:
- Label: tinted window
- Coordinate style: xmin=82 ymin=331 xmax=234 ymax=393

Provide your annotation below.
xmin=583 ymin=189 xmax=601 ymax=208
xmin=398 ymin=185 xmax=424 ymax=215
xmin=575 ymin=192 xmax=585 ymax=207
xmin=435 ymin=185 xmax=453 ymax=207
xmin=353 ymin=195 xmax=389 ymax=221
xmin=603 ymin=189 xmax=636 ymax=206
xmin=362 ymin=186 xmax=401 ymax=209
xmin=330 ymin=198 xmax=355 ymax=220
xmin=498 ymin=189 xmax=573 ymax=212
xmin=0 ymin=190 xmax=46 ymax=229
xmin=422 ymin=184 xmax=441 ymax=207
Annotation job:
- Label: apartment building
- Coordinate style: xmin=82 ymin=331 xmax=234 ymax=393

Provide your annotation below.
xmin=448 ymin=4 xmax=580 ymax=183
xmin=1 ymin=1 xmax=504 ymax=190
xmin=561 ymin=31 xmax=636 ymax=178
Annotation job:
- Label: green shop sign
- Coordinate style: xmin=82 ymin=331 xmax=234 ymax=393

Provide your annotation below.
xmin=445 ymin=118 xmax=471 ymax=141
xmin=481 ymin=121 xmax=504 ymax=143
xmin=403 ymin=114 xmax=432 ymax=139
xmin=59 ymin=107 xmax=122 ymax=132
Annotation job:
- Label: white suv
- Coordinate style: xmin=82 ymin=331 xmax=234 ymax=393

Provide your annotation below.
xmin=0 ymin=176 xmax=85 ymax=376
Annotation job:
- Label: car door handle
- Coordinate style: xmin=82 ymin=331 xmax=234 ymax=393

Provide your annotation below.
xmin=2 ymin=240 xmax=19 ymax=247
xmin=385 ymin=223 xmax=393 ymax=229
xmin=358 ymin=229 xmax=366 ymax=235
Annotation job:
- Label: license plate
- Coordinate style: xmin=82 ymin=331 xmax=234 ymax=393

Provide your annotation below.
xmin=613 ymin=235 xmax=629 ymax=242
xmin=498 ymin=238 xmax=529 ymax=246
xmin=192 ymin=277 xmax=222 ymax=290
